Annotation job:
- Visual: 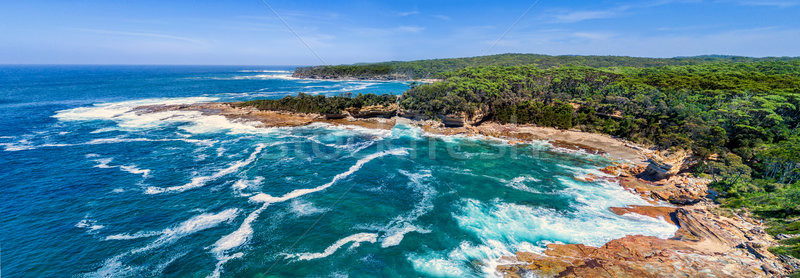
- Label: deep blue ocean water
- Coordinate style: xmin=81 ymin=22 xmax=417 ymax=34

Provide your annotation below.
xmin=0 ymin=66 xmax=676 ymax=277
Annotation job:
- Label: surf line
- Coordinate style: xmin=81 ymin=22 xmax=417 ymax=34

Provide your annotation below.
xmin=145 ymin=143 xmax=275 ymax=194
xmin=207 ymin=148 xmax=408 ymax=278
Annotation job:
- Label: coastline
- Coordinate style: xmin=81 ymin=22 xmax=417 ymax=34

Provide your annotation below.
xmin=134 ymin=101 xmax=800 ymax=277
xmin=498 ymin=165 xmax=799 ymax=277
xmin=135 ymin=102 xmax=643 ymax=163
xmin=291 ymin=72 xmax=441 ymax=83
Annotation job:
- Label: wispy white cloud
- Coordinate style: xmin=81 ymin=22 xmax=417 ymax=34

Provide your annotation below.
xmin=734 ymin=0 xmax=799 ymax=7
xmin=551 ymin=9 xmax=622 ymax=23
xmin=397 ymin=10 xmax=419 ymax=16
xmin=545 ymin=1 xmax=706 ymax=24
xmin=71 ymin=28 xmax=204 ymax=44
xmin=432 ymin=14 xmax=451 ymax=21
xmin=656 ymin=24 xmax=722 ymax=32
xmin=350 ymin=25 xmax=425 ymax=36
xmin=571 ymin=31 xmax=616 ymax=40
xmin=396 ymin=25 xmax=425 ymax=33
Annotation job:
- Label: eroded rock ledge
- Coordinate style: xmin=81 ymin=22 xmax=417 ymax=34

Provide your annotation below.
xmin=497 ymin=165 xmax=800 ymax=278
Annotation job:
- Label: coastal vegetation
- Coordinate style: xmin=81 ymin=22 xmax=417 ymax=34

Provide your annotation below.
xmin=259 ymin=55 xmax=800 ymax=259
xmin=294 ymin=53 xmax=796 ymax=79
xmin=235 ymin=92 xmax=396 ymax=114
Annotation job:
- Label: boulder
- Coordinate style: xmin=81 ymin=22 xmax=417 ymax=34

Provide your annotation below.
xmin=639 ymin=149 xmax=691 ymax=181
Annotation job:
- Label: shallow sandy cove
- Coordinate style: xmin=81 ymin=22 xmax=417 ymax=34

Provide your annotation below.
xmin=135 ymin=102 xmax=647 ymax=163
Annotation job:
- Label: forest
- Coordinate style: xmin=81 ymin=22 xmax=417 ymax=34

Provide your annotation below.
xmin=235 ymin=92 xmax=396 ymax=115
xmin=258 ymin=57 xmax=800 ymax=259
xmin=293 ymin=53 xmax=796 ymax=79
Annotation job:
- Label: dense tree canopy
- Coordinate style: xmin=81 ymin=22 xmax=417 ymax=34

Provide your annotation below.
xmin=294 ymin=53 xmax=798 ymax=79
xmin=236 ymin=93 xmax=396 ymax=114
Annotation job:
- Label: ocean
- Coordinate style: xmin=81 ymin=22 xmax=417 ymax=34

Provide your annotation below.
xmin=0 ymin=65 xmax=676 ymax=277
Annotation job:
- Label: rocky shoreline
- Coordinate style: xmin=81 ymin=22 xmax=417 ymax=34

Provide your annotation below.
xmin=135 ymin=101 xmax=799 ymax=277
xmin=135 ymin=102 xmax=646 ymax=163
xmin=497 ymin=164 xmax=800 ymax=277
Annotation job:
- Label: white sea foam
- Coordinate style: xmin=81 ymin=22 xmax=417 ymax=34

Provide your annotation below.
xmin=249 ymin=148 xmax=408 ymax=203
xmin=53 ymin=97 xmax=281 ymax=135
xmin=304 ymin=122 xmax=393 ymax=138
xmin=200 ymin=73 xmax=298 ymax=80
xmin=376 ymin=169 xmax=436 ymax=248
xmin=428 ymin=196 xmax=678 ymax=277
xmin=557 ymin=163 xmax=613 ymax=179
xmin=92 ymin=158 xmax=114 ymax=169
xmin=105 ymin=231 xmax=163 ymax=241
xmin=407 ymin=251 xmax=466 ymax=277
xmin=146 ymin=144 xmax=266 ymax=194
xmin=381 ymin=224 xmax=429 ymax=248
xmin=88 ymin=137 xmax=215 ymax=146
xmin=456 ymin=198 xmax=676 ymax=248
xmin=91 ymin=156 xmax=152 ymax=178
xmin=287 ymin=233 xmax=378 ymax=261
xmin=408 ymin=240 xmax=520 ymax=277
xmin=232 ymin=176 xmax=264 ymax=191
xmin=208 ymin=252 xmax=244 ymax=278
xmin=119 ymin=165 xmax=150 ymax=177
xmin=87 ymin=209 xmax=238 ymax=277
xmin=289 ymin=199 xmax=329 ymax=216
xmin=3 ymin=136 xmax=216 ymax=152
xmin=408 ymin=171 xmax=678 ymax=277
xmin=208 ymin=148 xmax=408 ymax=277
xmin=105 ymin=208 xmax=239 ymax=244
xmin=305 ymin=135 xmax=376 ymax=157
xmin=76 ymin=218 xmax=105 ymax=232
xmin=237 ymin=70 xmax=292 ymax=73
xmin=211 ymin=205 xmax=267 ymax=256
xmin=308 ymin=82 xmax=377 ymax=94
xmin=503 ymin=175 xmax=541 ymax=193
xmin=55 ymin=97 xmax=216 ymax=122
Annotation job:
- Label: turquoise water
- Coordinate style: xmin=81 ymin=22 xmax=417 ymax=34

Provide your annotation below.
xmin=0 ymin=66 xmax=676 ymax=277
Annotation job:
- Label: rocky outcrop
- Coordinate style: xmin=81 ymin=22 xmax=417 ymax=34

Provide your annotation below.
xmin=640 ymin=149 xmax=692 ymax=180
xmin=499 ymin=203 xmax=798 ymax=277
xmin=497 ymin=163 xmax=800 ymax=278
xmin=618 ymin=173 xmax=708 ymax=205
xmin=439 ymin=114 xmax=465 ymax=127
xmin=464 ymin=107 xmax=491 ymax=126
xmin=497 ymin=233 xmax=787 ymax=278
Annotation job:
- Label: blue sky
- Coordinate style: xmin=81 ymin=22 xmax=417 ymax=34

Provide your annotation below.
xmin=1 ymin=0 xmax=799 ymax=65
